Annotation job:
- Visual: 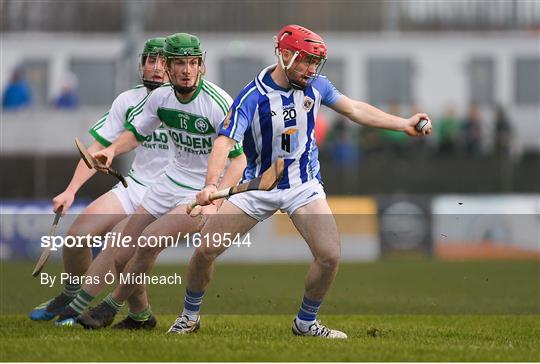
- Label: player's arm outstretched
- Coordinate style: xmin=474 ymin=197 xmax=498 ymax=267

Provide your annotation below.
xmin=52 ymin=141 xmax=104 ymax=215
xmin=331 ymin=95 xmax=432 ymax=136
xmin=92 ymin=130 xmax=140 ymax=167
xmin=53 ymin=93 xmax=135 ymax=214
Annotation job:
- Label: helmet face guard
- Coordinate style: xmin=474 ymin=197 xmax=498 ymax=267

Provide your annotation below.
xmin=165 ymin=54 xmax=206 ymax=95
xmin=277 ymin=49 xmax=327 ymax=90
xmin=163 ymin=33 xmax=205 ymax=95
xmin=275 ymin=25 xmax=328 ymax=90
xmin=139 ymin=37 xmax=166 ymax=90
xmin=139 ymin=52 xmax=166 ymax=90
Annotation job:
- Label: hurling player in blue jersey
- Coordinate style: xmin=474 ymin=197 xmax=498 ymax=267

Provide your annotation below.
xmin=167 ymin=25 xmax=432 ymax=338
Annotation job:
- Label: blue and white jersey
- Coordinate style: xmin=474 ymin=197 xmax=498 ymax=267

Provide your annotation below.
xmin=219 ymin=64 xmax=342 ymax=189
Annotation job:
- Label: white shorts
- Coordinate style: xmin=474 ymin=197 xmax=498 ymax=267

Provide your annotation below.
xmin=228 ymin=179 xmax=326 ymax=221
xmin=111 ymin=176 xmax=148 ymax=215
xmin=141 ymin=174 xmax=199 ymax=218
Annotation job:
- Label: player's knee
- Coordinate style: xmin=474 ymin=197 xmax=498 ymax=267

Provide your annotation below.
xmin=193 ymin=245 xmax=220 ymax=263
xmin=68 ymin=214 xmax=103 ymax=236
xmin=113 ymin=246 xmax=133 ymax=271
xmin=316 ymin=251 xmax=341 ymax=271
xmin=66 ymin=216 xmax=85 ymax=234
xmin=61 ymin=228 xmax=91 ymax=254
xmin=137 ymin=243 xmax=163 ymax=259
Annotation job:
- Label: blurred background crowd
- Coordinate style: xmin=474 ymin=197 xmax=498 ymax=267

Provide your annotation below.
xmin=1 ymin=0 xmax=539 ymax=197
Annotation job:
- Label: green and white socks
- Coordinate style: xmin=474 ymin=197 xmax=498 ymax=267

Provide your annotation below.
xmin=68 ymin=290 xmax=94 ymax=315
xmin=67 ymin=291 xmax=151 ymax=322
xmin=63 ymin=282 xmax=81 ymax=298
xmin=103 ymin=294 xmax=124 ymax=312
xmin=128 ymin=306 xmax=153 ymax=322
xmin=104 ymin=294 xmax=153 ymax=322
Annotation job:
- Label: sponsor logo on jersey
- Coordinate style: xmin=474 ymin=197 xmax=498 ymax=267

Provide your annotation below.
xmin=142 ymin=130 xmax=170 ymax=150
xmin=158 ymin=108 xmax=215 ymax=135
xmin=281 ymin=128 xmax=299 ymax=153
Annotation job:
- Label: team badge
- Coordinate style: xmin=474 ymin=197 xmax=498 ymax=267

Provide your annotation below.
xmin=195 ymin=118 xmax=209 ymax=133
xmin=303 ymin=96 xmax=314 ymax=112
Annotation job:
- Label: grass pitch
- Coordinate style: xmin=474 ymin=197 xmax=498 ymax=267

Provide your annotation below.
xmin=1 ymin=261 xmax=539 ymax=361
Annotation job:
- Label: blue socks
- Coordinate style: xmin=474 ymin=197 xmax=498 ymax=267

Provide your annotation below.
xmin=297 ymin=296 xmax=322 ymax=323
xmin=181 ymin=289 xmax=205 ymax=320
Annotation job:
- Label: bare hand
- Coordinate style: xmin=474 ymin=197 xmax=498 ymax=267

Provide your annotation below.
xmin=191 ymin=203 xmax=219 ymax=230
xmin=405 ymin=113 xmax=432 ymax=136
xmin=91 ymin=148 xmax=115 ymax=170
xmin=196 ymin=185 xmax=218 ymax=207
xmin=52 ymin=190 xmax=75 ymax=216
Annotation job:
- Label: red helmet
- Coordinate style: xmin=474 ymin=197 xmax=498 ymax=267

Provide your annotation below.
xmin=275 ymin=25 xmax=327 ymax=60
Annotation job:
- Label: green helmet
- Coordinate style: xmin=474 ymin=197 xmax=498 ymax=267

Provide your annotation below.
xmin=140 ymin=37 xmax=166 ymax=90
xmin=141 ymin=37 xmax=165 ymax=64
xmin=164 ymin=33 xmax=204 ymax=58
xmin=164 ymin=33 xmax=205 ymax=95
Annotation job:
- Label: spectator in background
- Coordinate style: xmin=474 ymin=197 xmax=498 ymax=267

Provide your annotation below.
xmin=2 ymin=65 xmax=31 ymax=111
xmin=494 ymin=104 xmax=512 ymax=158
xmin=327 ymin=117 xmax=360 ymax=166
xmin=463 ymin=103 xmax=483 ymax=157
xmin=380 ymin=101 xmax=408 ymax=156
xmin=359 ymin=124 xmax=384 ymax=156
xmin=54 ymin=72 xmax=79 ymax=109
xmin=438 ymin=104 xmax=459 ymax=156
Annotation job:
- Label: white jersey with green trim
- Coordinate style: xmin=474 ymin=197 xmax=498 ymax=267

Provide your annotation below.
xmin=125 ymin=79 xmax=242 ymax=190
xmin=89 ymin=85 xmax=172 ymax=186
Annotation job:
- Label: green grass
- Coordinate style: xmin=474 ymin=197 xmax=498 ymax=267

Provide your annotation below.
xmin=1 ymin=261 xmax=539 ymax=361
xmin=1 ymin=314 xmax=539 ymax=361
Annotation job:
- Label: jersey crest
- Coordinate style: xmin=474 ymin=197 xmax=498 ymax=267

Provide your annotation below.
xmin=303 ymin=96 xmax=314 ymax=112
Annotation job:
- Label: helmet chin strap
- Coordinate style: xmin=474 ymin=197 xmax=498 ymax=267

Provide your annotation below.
xmin=143 ymin=79 xmax=162 ymax=90
xmin=170 ymin=70 xmax=202 ymax=95
xmin=140 ymin=56 xmax=165 ymax=91
xmin=277 ymin=50 xmax=307 ymax=90
xmin=173 ymin=84 xmax=197 ymax=94
xmin=284 ymin=70 xmax=307 ymax=90
xmin=277 ymin=50 xmax=299 ymax=71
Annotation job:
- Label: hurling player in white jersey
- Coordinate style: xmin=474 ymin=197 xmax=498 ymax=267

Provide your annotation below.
xmin=30 ymin=38 xmax=171 ymax=324
xmin=65 ymin=33 xmax=246 ymax=330
xmin=168 ymin=25 xmax=433 ymax=338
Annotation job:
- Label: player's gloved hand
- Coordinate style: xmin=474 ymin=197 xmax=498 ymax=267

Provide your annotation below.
xmin=52 ymin=190 xmax=74 ymax=216
xmin=92 ymin=147 xmax=115 ymax=170
xmin=196 ymin=184 xmax=218 ymax=207
xmin=405 ymin=113 xmax=432 ymax=136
